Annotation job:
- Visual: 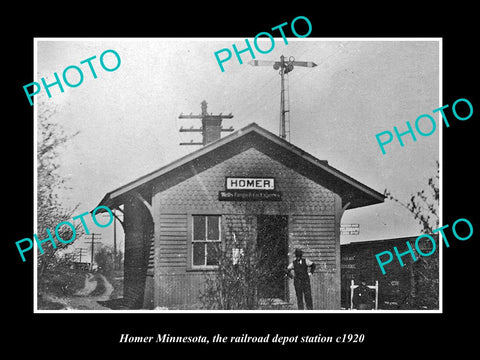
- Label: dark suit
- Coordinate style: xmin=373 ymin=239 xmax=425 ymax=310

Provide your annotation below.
xmin=287 ymin=257 xmax=316 ymax=310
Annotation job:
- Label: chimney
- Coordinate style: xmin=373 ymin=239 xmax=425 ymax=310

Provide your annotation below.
xmin=202 ymin=116 xmax=223 ymax=145
xmin=179 ymin=100 xmax=234 ymax=146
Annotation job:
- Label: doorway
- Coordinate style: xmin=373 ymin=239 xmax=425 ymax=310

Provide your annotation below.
xmin=256 ymin=215 xmax=289 ymax=300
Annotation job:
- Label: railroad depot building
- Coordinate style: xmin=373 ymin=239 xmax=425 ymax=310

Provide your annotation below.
xmin=96 ymin=105 xmax=384 ymax=310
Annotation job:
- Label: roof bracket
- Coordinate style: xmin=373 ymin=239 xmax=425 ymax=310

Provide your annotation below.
xmin=340 ymin=201 xmax=351 ymax=219
xmin=112 ymin=209 xmax=125 ymax=232
xmin=132 ymin=191 xmax=154 ymax=222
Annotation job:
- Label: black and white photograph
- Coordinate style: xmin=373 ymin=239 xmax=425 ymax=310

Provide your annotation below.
xmin=31 ymin=37 xmax=441 ymax=312
xmin=6 ymin=8 xmax=478 ymax=354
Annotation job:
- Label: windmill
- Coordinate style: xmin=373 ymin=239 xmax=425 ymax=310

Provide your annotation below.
xmin=249 ymin=55 xmax=317 ymax=141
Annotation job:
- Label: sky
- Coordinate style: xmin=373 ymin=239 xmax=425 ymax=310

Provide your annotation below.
xmin=35 ymin=38 xmax=440 ymax=253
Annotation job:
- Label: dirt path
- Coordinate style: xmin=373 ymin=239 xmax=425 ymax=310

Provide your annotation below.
xmin=74 ymin=273 xmax=97 ymax=296
xmin=45 ymin=273 xmax=115 ymax=310
xmin=94 ymin=274 xmax=114 ymax=301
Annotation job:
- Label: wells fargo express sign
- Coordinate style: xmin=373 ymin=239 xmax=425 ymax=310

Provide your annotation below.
xmin=219 ymin=177 xmax=281 ymax=201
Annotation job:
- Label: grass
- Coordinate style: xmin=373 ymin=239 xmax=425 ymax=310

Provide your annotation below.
xmin=37 ymin=265 xmax=88 ymax=310
xmin=38 ymin=266 xmax=87 ymax=297
xmin=37 ymin=296 xmax=65 ymax=310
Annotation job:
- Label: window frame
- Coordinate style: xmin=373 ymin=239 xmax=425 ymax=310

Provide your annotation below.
xmin=188 ymin=213 xmax=222 ymax=271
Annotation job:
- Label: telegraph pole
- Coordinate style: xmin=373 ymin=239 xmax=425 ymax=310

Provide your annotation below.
xmin=113 ymin=210 xmax=117 ymax=270
xmin=83 ymin=233 xmax=102 ymax=271
xmin=249 ymin=55 xmax=317 ymax=141
xmin=103 ymin=210 xmax=118 ymax=270
xmin=179 ymin=100 xmax=234 ymax=146
xmin=76 ymin=248 xmax=87 ymax=263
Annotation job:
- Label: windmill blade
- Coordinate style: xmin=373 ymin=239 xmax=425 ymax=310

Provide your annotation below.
xmin=249 ymin=60 xmax=281 ymax=67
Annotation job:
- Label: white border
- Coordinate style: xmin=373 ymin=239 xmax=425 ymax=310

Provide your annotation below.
xmin=33 ymin=37 xmax=443 ymax=314
xmin=33 ymin=38 xmax=39 ymax=312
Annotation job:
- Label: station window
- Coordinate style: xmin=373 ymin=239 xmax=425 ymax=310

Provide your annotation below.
xmin=192 ymin=215 xmax=221 ymax=268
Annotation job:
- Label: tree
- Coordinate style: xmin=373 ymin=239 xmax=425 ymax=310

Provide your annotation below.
xmin=94 ymin=245 xmax=115 ymax=275
xmin=384 ymin=160 xmax=439 ymax=309
xmin=385 ymin=160 xmax=439 ymax=234
xmin=199 ymin=216 xmax=271 ymax=310
xmin=115 ymin=249 xmax=124 ymax=271
xmin=37 ymin=103 xmax=82 ymax=279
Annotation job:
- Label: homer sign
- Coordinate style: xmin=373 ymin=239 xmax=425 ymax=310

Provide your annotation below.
xmin=219 ymin=177 xmax=281 ymax=201
xmin=226 ymin=177 xmax=275 ymax=190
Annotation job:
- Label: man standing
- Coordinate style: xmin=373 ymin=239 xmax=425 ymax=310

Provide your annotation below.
xmin=352 ymin=278 xmax=374 ymax=310
xmin=287 ymin=248 xmax=316 ymax=310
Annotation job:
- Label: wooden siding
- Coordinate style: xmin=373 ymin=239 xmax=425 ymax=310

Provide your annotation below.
xmin=158 ymin=213 xmax=188 ymax=270
xmin=150 ymin=148 xmax=342 ymax=309
xmin=310 ymin=272 xmax=338 ymax=310
xmin=152 ymin=148 xmax=336 ymax=215
xmin=151 ymin=212 xmax=340 ymax=309
xmin=288 ymin=214 xmax=338 ymax=309
xmin=147 ymin=239 xmax=155 ymax=276
xmin=157 ymin=273 xmax=209 ymax=308
xmin=290 ymin=214 xmax=336 ymax=270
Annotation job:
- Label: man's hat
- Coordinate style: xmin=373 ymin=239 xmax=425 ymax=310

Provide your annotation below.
xmin=294 ymin=248 xmax=303 ymax=257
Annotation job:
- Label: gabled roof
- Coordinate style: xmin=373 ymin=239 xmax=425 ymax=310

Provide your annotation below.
xmin=97 ymin=123 xmax=384 ymax=210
